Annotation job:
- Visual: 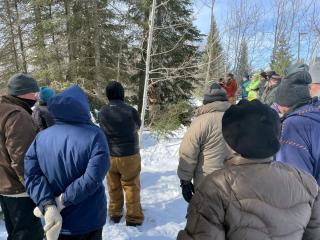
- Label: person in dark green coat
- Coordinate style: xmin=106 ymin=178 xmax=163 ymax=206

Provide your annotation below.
xmin=261 ymin=73 xmax=282 ymax=106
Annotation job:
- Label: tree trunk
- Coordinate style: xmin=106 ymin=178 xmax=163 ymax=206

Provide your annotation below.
xmin=14 ymin=0 xmax=27 ymax=73
xmin=5 ymin=0 xmax=19 ymax=72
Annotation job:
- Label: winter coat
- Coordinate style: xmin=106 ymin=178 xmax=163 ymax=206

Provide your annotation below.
xmin=32 ymin=104 xmax=55 ymax=130
xmin=259 ymin=78 xmax=267 ymax=97
xmin=261 ymin=82 xmax=280 ymax=106
xmin=246 ymin=78 xmax=260 ymax=101
xmin=276 ymin=99 xmax=320 ymax=185
xmin=0 ymin=96 xmax=38 ymax=195
xmin=99 ymin=100 xmax=141 ymax=157
xmin=241 ymin=80 xmax=250 ymax=99
xmin=177 ymin=101 xmax=232 ymax=189
xmin=177 ymin=154 xmax=320 ymax=240
xmin=25 ymin=85 xmax=110 ymax=235
xmin=222 ymin=79 xmax=238 ymax=98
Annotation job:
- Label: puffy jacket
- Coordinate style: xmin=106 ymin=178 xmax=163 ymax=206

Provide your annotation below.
xmin=260 ymin=82 xmax=280 ymax=106
xmin=178 ymin=101 xmax=232 ymax=188
xmin=276 ymin=99 xmax=320 ymax=185
xmin=246 ymin=75 xmax=260 ymax=101
xmin=177 ymin=154 xmax=320 ymax=240
xmin=25 ymin=85 xmax=110 ymax=235
xmin=99 ymin=100 xmax=141 ymax=157
xmin=32 ymin=105 xmax=55 ymax=130
xmin=0 ymin=96 xmax=38 ymax=194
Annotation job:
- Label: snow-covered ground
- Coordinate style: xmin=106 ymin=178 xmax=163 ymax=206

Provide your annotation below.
xmin=0 ymin=129 xmax=188 ymax=240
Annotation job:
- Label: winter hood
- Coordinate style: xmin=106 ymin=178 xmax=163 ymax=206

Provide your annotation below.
xmin=48 ymin=85 xmax=91 ymax=123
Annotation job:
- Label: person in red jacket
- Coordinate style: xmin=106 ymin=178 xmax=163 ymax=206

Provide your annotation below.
xmin=222 ymin=73 xmax=238 ymax=104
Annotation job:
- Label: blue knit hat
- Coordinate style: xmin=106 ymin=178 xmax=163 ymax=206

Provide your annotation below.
xmin=39 ymin=87 xmax=55 ymax=104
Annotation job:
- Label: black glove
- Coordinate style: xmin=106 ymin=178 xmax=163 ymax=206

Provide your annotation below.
xmin=180 ymin=180 xmax=195 ymax=203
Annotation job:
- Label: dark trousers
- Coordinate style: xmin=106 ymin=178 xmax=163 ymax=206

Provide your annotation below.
xmin=0 ymin=195 xmax=43 ymax=240
xmin=59 ymin=228 xmax=102 ymax=240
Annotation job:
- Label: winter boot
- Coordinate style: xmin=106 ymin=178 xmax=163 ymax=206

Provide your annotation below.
xmin=126 ymin=221 xmax=142 ymax=227
xmin=110 ymin=215 xmax=122 ymax=224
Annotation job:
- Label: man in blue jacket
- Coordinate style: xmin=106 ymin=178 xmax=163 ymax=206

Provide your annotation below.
xmin=24 ymin=85 xmax=110 ymax=240
xmin=275 ymin=63 xmax=320 ymax=185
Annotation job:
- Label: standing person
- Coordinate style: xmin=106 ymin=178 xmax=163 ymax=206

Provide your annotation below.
xmin=177 ymin=100 xmax=320 ymax=240
xmin=177 ymin=83 xmax=231 ymax=203
xmin=260 ymin=73 xmax=282 ymax=106
xmin=246 ymin=73 xmax=260 ymax=101
xmin=25 ymin=85 xmax=109 ymax=240
xmin=99 ymin=81 xmax=144 ymax=227
xmin=32 ymin=86 xmax=55 ymax=130
xmin=0 ymin=73 xmax=43 ymax=239
xmin=309 ymin=58 xmax=320 ymax=97
xmin=258 ymin=71 xmax=268 ymax=97
xmin=241 ymin=74 xmax=250 ymax=99
xmin=223 ymin=73 xmax=238 ymax=104
xmin=275 ymin=63 xmax=320 ymax=184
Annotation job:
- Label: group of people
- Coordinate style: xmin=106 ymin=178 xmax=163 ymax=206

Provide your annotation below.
xmin=177 ymin=60 xmax=320 ymax=239
xmin=1 ymin=59 xmax=320 ymax=240
xmin=0 ymin=74 xmax=143 ymax=240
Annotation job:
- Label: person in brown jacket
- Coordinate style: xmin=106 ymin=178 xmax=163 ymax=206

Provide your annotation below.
xmin=177 ymin=83 xmax=232 ymax=203
xmin=177 ymin=99 xmax=320 ymax=240
xmin=0 ymin=73 xmax=43 ymax=239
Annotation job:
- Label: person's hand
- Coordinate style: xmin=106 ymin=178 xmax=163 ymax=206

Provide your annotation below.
xmin=180 ymin=180 xmax=195 ymax=203
xmin=55 ymin=194 xmax=65 ymax=212
xmin=33 ymin=205 xmax=62 ymax=240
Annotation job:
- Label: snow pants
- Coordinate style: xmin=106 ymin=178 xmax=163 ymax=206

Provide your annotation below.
xmin=0 ymin=195 xmax=43 ymax=240
xmin=107 ymin=153 xmax=144 ymax=224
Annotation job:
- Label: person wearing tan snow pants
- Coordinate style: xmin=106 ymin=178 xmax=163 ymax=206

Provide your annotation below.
xmin=99 ymin=81 xmax=144 ymax=227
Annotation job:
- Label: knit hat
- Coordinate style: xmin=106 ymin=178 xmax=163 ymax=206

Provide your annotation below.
xmin=260 ymin=71 xmax=267 ymax=79
xmin=275 ymin=63 xmax=312 ymax=107
xmin=222 ymin=99 xmax=281 ymax=159
xmin=106 ymin=81 xmax=125 ymax=101
xmin=7 ymin=73 xmax=39 ymax=96
xmin=203 ymin=83 xmax=228 ymax=105
xmin=310 ymin=58 xmax=320 ymax=84
xmin=39 ymin=87 xmax=55 ymax=104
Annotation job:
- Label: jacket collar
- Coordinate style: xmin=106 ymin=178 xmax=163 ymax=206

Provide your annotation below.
xmin=225 ymin=154 xmax=273 ymax=166
xmin=0 ymin=95 xmax=33 ymax=114
xmin=195 ymin=101 xmax=231 ymax=117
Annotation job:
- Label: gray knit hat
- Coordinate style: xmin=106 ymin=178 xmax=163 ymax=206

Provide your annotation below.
xmin=310 ymin=58 xmax=320 ymax=84
xmin=203 ymin=83 xmax=228 ymax=105
xmin=7 ymin=73 xmax=39 ymax=96
xmin=275 ymin=63 xmax=312 ymax=107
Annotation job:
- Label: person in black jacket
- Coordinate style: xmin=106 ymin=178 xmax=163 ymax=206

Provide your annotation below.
xmin=99 ymin=81 xmax=144 ymax=227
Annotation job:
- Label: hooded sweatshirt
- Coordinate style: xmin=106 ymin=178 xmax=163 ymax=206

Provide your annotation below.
xmin=276 ymin=99 xmax=320 ymax=185
xmin=25 ymin=85 xmax=110 ymax=235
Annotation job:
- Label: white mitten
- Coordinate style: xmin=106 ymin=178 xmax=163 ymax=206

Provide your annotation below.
xmin=55 ymin=194 xmax=65 ymax=212
xmin=43 ymin=205 xmax=62 ymax=240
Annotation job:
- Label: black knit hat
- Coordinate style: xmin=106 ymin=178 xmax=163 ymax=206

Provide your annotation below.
xmin=203 ymin=83 xmax=228 ymax=105
xmin=222 ymin=99 xmax=281 ymax=159
xmin=7 ymin=73 xmax=39 ymax=96
xmin=275 ymin=63 xmax=312 ymax=107
xmin=106 ymin=81 xmax=125 ymax=101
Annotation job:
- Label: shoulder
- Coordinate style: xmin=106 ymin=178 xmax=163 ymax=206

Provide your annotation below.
xmin=272 ymin=161 xmax=318 ymax=197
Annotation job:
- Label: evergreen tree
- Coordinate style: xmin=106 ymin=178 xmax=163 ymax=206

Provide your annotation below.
xmin=270 ymin=35 xmax=292 ymax=76
xmin=236 ymin=39 xmax=249 ymax=81
xmin=201 ymin=15 xmax=224 ymax=85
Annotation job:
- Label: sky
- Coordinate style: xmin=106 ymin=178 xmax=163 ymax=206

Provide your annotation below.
xmin=191 ymin=0 xmax=319 ymax=70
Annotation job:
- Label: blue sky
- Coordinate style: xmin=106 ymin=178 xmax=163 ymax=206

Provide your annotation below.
xmin=191 ymin=0 xmax=318 ymax=70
